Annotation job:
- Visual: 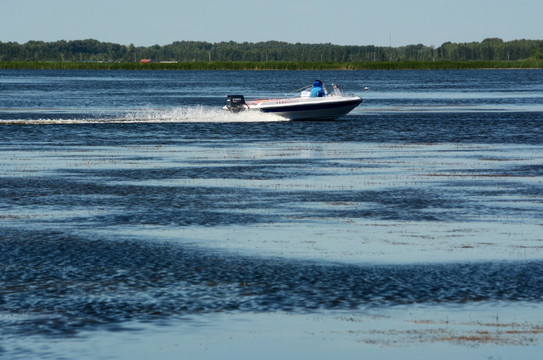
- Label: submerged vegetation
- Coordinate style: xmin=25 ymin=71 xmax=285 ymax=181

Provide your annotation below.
xmin=1 ymin=38 xmax=542 ymax=70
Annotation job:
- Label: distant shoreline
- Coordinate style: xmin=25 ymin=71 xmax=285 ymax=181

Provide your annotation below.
xmin=1 ymin=60 xmax=542 ymax=70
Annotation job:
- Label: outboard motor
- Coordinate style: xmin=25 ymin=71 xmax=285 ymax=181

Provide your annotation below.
xmin=226 ymin=95 xmax=247 ymax=113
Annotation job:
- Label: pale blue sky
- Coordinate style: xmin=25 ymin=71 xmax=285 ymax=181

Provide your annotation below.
xmin=2 ymin=0 xmax=541 ymax=47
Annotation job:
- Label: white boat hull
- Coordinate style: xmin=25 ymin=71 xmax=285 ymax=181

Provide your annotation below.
xmin=251 ymin=96 xmax=362 ymax=120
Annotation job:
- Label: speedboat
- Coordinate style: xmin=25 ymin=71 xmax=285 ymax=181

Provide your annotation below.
xmin=224 ymin=82 xmax=362 ymax=120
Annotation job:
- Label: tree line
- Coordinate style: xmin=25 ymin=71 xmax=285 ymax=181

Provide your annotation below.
xmin=1 ymin=38 xmax=542 ymax=63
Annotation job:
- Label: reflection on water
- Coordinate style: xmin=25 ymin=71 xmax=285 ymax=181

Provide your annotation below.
xmin=1 ymin=69 xmax=543 ymax=359
xmin=2 ymin=135 xmax=543 ymax=340
xmin=2 ymin=229 xmax=543 ymax=337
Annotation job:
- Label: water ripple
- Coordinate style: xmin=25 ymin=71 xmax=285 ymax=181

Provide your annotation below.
xmin=2 ymin=230 xmax=542 ymax=336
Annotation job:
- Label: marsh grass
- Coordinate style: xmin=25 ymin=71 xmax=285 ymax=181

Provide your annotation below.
xmin=1 ymin=59 xmax=542 ymax=70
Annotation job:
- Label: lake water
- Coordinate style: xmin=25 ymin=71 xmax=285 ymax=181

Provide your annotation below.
xmin=1 ymin=69 xmax=543 ymax=359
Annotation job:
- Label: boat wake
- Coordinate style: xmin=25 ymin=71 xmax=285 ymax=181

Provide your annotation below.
xmin=0 ymin=106 xmax=288 ymax=125
xmin=123 ymin=106 xmax=288 ymax=123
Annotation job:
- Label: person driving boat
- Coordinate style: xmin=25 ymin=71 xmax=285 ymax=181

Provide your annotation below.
xmin=310 ymin=80 xmax=326 ymax=97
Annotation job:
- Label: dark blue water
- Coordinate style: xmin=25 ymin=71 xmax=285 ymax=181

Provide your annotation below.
xmin=2 ymin=69 xmax=542 ymax=121
xmin=1 ymin=69 xmax=543 ymax=345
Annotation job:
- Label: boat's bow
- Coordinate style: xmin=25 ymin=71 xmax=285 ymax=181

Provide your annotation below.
xmin=252 ymin=95 xmax=362 ymax=120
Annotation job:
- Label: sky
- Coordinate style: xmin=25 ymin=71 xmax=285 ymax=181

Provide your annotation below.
xmin=2 ymin=0 xmax=542 ymax=47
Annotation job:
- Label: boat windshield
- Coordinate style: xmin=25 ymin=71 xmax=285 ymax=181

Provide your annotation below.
xmin=327 ymin=83 xmax=346 ymax=97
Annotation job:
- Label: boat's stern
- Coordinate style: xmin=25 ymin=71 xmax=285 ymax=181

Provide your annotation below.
xmin=225 ymin=95 xmax=248 ymax=112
